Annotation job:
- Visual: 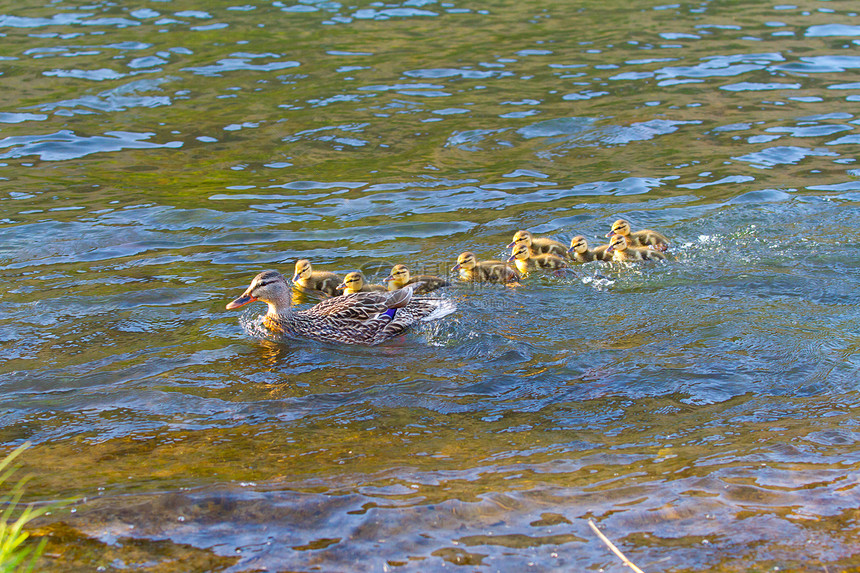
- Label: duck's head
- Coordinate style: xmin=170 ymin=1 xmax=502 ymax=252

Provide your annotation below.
xmin=568 ymin=235 xmax=588 ymax=254
xmin=606 ymin=233 xmax=629 ymax=254
xmin=452 ymin=252 xmax=477 ymax=272
xmin=292 ymin=259 xmax=312 ymax=282
xmin=606 ymin=219 xmax=630 ymax=238
xmin=226 ymin=270 xmax=291 ymax=316
xmin=385 ymin=264 xmax=410 ymax=285
xmin=507 ymin=243 xmax=531 ymax=262
xmin=338 ymin=271 xmax=365 ymax=294
xmin=507 ymin=230 xmax=532 ymax=249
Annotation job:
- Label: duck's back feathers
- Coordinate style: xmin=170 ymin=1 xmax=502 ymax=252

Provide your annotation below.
xmin=620 ymin=247 xmax=666 ymax=262
xmin=406 ymin=275 xmax=450 ymax=293
xmin=608 ymin=220 xmax=670 ymax=251
xmin=300 ymin=272 xmax=343 ymax=297
xmin=274 ymin=285 xmax=449 ymax=345
xmin=571 ymin=243 xmax=611 ymax=263
xmin=386 ymin=264 xmax=450 ymax=294
xmin=475 ymin=261 xmax=520 ymax=283
xmin=629 ymin=229 xmax=670 ymax=251
xmin=529 ymin=237 xmax=569 ymax=258
xmin=532 ymin=253 xmax=567 ymax=269
xmin=306 ymin=287 xmax=412 ymax=320
xmin=592 ymin=244 xmax=612 ymax=261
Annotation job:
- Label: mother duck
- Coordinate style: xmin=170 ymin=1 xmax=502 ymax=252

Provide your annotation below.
xmin=226 ymin=270 xmax=453 ymax=345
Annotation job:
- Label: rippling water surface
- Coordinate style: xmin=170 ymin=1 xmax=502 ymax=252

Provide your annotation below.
xmin=3 ymin=0 xmax=860 ymax=570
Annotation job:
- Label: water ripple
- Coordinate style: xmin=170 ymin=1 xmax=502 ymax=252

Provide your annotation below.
xmin=4 ymin=1 xmax=860 ymax=570
xmin=182 ymin=58 xmax=300 ymax=76
xmin=0 ymin=130 xmax=182 ymax=161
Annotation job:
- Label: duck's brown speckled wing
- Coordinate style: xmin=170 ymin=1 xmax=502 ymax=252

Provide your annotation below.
xmin=304 ymin=287 xmax=413 ymax=321
xmin=277 ymin=285 xmax=440 ymax=345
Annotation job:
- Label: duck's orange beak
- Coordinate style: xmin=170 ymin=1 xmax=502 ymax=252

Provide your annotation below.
xmin=384 ymin=275 xmax=394 ymax=282
xmin=226 ymin=294 xmax=256 ymax=310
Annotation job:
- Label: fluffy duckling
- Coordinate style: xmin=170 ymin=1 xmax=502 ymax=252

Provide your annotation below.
xmin=606 ymin=234 xmax=666 ymax=262
xmin=508 ymin=243 xmax=568 ymax=275
xmin=385 ymin=264 xmax=450 ymax=294
xmin=568 ymin=235 xmax=611 ymax=263
xmin=227 ymin=270 xmax=453 ymax=345
xmin=607 ymin=219 xmax=670 ymax=252
xmin=452 ymin=252 xmax=520 ymax=284
xmin=507 ymin=230 xmax=569 ymax=259
xmin=292 ymin=259 xmax=343 ymax=297
xmin=338 ymin=271 xmax=387 ymax=295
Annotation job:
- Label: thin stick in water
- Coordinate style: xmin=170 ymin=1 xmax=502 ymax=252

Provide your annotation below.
xmin=588 ymin=519 xmax=646 ymax=573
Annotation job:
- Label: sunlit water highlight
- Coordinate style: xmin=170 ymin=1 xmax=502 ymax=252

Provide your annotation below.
xmin=1 ymin=0 xmax=860 ymax=571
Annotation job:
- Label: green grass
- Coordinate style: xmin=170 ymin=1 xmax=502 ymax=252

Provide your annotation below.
xmin=0 ymin=444 xmax=52 ymax=573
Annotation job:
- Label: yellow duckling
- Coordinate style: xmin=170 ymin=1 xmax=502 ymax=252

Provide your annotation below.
xmin=385 ymin=264 xmax=450 ymax=294
xmin=606 ymin=234 xmax=666 ymax=262
xmin=452 ymin=252 xmax=520 ymax=284
xmin=606 ymin=219 xmax=670 ymax=252
xmin=508 ymin=243 xmax=567 ymax=275
xmin=568 ymin=235 xmax=611 ymax=263
xmin=227 ymin=270 xmax=454 ymax=346
xmin=507 ymin=230 xmax=569 ymax=259
xmin=292 ymin=259 xmax=343 ymax=297
xmin=338 ymin=271 xmax=387 ymax=295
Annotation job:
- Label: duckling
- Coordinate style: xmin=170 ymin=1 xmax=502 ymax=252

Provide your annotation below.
xmin=568 ymin=235 xmax=611 ymax=263
xmin=338 ymin=271 xmax=387 ymax=295
xmin=606 ymin=234 xmax=666 ymax=262
xmin=606 ymin=219 xmax=670 ymax=252
xmin=452 ymin=252 xmax=520 ymax=284
xmin=385 ymin=264 xmax=450 ymax=294
xmin=227 ymin=270 xmax=453 ymax=346
xmin=508 ymin=243 xmax=568 ymax=275
xmin=292 ymin=259 xmax=343 ymax=297
xmin=507 ymin=230 xmax=569 ymax=259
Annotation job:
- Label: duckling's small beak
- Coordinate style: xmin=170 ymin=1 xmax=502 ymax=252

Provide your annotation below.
xmin=291 ymin=273 xmax=299 ymax=282
xmin=606 ymin=246 xmax=615 ymax=254
xmin=451 ymin=263 xmax=460 ymax=272
xmin=567 ymin=246 xmax=575 ymax=253
xmin=605 ymin=231 xmax=615 ymax=238
xmin=383 ymin=275 xmax=394 ymax=283
xmin=226 ymin=294 xmax=256 ymax=310
xmin=506 ymin=241 xmax=515 ymax=248
xmin=507 ymin=254 xmax=516 ymax=262
xmin=337 ymin=282 xmax=347 ymax=290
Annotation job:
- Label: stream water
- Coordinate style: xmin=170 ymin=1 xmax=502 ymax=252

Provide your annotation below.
xmin=2 ymin=0 xmax=860 ymax=571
